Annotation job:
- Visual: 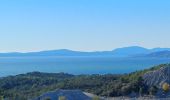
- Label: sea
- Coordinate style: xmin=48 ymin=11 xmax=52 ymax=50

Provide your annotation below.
xmin=0 ymin=56 xmax=170 ymax=77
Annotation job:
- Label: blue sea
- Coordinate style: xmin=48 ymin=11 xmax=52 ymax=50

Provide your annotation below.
xmin=0 ymin=56 xmax=170 ymax=77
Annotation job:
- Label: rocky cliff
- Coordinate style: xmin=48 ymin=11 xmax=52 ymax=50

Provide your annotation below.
xmin=143 ymin=64 xmax=170 ymax=88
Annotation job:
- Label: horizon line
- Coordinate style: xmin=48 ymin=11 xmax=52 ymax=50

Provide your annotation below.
xmin=0 ymin=46 xmax=169 ymax=53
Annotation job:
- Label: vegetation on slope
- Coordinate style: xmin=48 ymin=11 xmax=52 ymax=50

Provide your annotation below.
xmin=0 ymin=64 xmax=168 ymax=100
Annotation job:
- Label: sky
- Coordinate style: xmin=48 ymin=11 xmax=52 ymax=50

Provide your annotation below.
xmin=0 ymin=0 xmax=170 ymax=52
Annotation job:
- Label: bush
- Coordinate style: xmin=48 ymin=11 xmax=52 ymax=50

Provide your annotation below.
xmin=149 ymin=86 xmax=158 ymax=95
xmin=43 ymin=97 xmax=51 ymax=100
xmin=92 ymin=96 xmax=100 ymax=100
xmin=0 ymin=96 xmax=4 ymax=100
xmin=162 ymin=83 xmax=170 ymax=92
xmin=58 ymin=96 xmax=66 ymax=100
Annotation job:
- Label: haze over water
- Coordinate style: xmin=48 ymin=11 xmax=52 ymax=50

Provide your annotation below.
xmin=0 ymin=56 xmax=170 ymax=77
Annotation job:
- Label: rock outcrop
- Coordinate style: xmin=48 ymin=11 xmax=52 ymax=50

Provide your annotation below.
xmin=33 ymin=89 xmax=92 ymax=100
xmin=143 ymin=64 xmax=170 ymax=88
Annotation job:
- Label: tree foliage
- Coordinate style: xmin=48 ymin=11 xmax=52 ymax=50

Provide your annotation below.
xmin=0 ymin=64 xmax=168 ymax=99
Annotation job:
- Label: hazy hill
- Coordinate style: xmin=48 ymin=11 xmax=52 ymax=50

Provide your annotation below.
xmin=151 ymin=48 xmax=170 ymax=52
xmin=142 ymin=51 xmax=170 ymax=58
xmin=111 ymin=46 xmax=149 ymax=57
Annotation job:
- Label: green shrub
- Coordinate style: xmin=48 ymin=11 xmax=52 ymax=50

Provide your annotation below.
xmin=58 ymin=96 xmax=66 ymax=100
xmin=43 ymin=97 xmax=51 ymax=100
xmin=162 ymin=83 xmax=170 ymax=92
xmin=92 ymin=95 xmax=100 ymax=100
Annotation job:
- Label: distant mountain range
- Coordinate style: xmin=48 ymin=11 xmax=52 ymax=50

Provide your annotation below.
xmin=1 ymin=46 xmax=170 ymax=57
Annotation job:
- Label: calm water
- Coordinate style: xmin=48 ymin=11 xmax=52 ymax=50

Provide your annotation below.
xmin=0 ymin=56 xmax=170 ymax=77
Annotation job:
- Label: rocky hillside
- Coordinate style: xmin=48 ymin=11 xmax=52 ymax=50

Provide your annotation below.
xmin=33 ymin=89 xmax=92 ymax=100
xmin=143 ymin=64 xmax=170 ymax=88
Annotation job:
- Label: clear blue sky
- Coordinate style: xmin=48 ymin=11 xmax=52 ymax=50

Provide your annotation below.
xmin=0 ymin=0 xmax=170 ymax=52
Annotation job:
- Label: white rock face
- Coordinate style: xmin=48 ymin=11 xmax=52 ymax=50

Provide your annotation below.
xmin=143 ymin=64 xmax=170 ymax=88
xmin=33 ymin=89 xmax=92 ymax=100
